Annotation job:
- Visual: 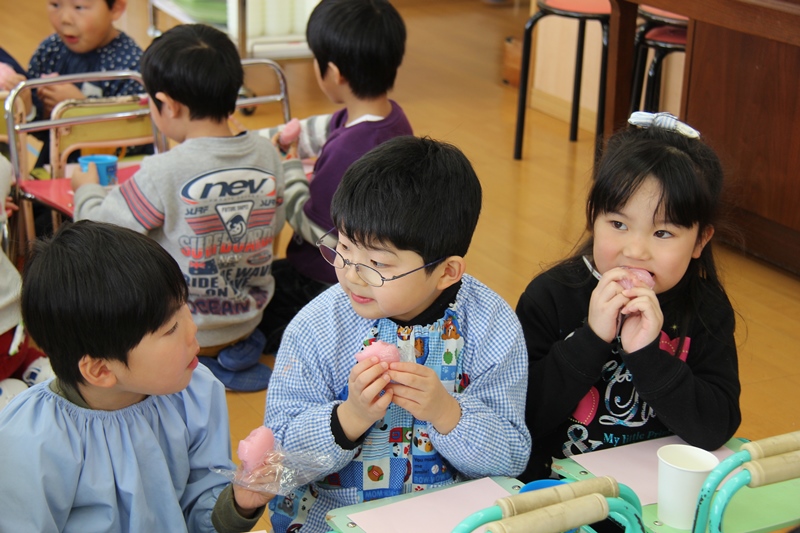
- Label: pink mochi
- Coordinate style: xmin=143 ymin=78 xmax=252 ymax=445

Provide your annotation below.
xmin=237 ymin=426 xmax=275 ymax=473
xmin=619 ymin=267 xmax=655 ymax=290
xmin=355 ymin=341 xmax=401 ymax=364
xmin=278 ymin=118 xmax=301 ymax=149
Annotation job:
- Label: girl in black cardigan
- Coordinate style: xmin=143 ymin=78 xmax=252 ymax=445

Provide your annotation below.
xmin=516 ymin=112 xmax=741 ymax=483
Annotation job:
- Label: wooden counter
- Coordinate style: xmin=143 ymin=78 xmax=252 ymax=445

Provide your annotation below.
xmin=605 ymin=0 xmax=800 ymax=274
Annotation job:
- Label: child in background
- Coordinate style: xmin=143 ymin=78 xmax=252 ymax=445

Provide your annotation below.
xmin=72 ymin=24 xmax=300 ymax=391
xmin=265 ymin=136 xmax=531 ymax=533
xmin=0 ymin=48 xmax=31 ymax=119
xmin=0 ymin=155 xmax=49 ymax=409
xmin=26 ymin=0 xmax=144 ymax=169
xmin=0 ymin=48 xmax=26 ymax=85
xmin=257 ymin=0 xmax=413 ymax=354
xmin=0 ymin=221 xmax=274 ymax=531
xmin=516 ymin=112 xmax=741 ymax=482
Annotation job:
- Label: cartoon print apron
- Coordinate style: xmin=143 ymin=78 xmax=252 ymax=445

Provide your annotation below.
xmin=272 ymin=306 xmax=469 ymax=530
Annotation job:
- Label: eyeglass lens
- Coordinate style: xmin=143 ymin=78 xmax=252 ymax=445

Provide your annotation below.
xmin=319 ymin=244 xmax=384 ymax=286
xmin=319 ymin=244 xmax=341 ymax=267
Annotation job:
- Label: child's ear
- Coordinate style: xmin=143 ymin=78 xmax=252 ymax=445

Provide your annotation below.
xmin=110 ymin=0 xmax=127 ymax=21
xmin=155 ymin=91 xmax=181 ymax=119
xmin=78 ymin=355 xmax=118 ymax=388
xmin=327 ymin=62 xmax=347 ymax=86
xmin=435 ymin=256 xmax=466 ymax=291
xmin=692 ymin=225 xmax=715 ymax=258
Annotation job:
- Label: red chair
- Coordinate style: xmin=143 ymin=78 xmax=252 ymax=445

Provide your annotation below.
xmin=630 ymin=6 xmax=688 ymax=113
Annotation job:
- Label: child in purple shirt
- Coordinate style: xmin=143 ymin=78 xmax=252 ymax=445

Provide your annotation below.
xmin=258 ymin=0 xmax=413 ymax=354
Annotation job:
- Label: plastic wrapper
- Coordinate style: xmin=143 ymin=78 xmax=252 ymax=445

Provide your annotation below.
xmin=211 ymin=444 xmax=336 ymax=496
xmin=355 ymin=340 xmax=401 ymax=363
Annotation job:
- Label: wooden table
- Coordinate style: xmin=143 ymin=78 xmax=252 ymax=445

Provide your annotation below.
xmin=605 ymin=0 xmax=800 ymax=274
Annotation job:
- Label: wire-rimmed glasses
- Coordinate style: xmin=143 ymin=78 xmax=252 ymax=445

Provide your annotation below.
xmin=316 ymin=229 xmax=443 ymax=287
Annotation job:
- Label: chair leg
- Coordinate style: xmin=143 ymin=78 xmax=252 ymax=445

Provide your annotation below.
xmin=644 ymin=48 xmax=667 ymax=112
xmin=569 ymin=19 xmax=587 ymax=142
xmin=654 ymin=49 xmax=682 ymax=112
xmin=514 ymin=11 xmax=548 ymax=160
xmin=12 ymin=208 xmax=25 ymax=268
xmin=50 ymin=210 xmax=62 ymax=234
xmin=630 ymin=44 xmax=646 ymax=114
xmin=20 ymin=198 xmax=36 ymax=255
xmin=629 ymin=22 xmax=655 ymax=115
xmin=595 ymin=20 xmax=609 ymax=163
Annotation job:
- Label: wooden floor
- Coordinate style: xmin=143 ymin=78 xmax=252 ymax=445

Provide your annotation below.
xmin=3 ymin=0 xmax=799 ymax=530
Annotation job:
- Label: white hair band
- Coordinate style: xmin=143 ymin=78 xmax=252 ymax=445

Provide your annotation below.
xmin=628 ymin=111 xmax=700 ymax=139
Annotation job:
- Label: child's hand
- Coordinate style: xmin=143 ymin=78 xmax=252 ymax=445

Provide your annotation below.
xmin=38 ymin=73 xmax=84 ymax=117
xmin=271 ymin=130 xmax=299 ymax=161
xmin=618 ymin=286 xmax=663 ymax=353
xmin=385 ymin=362 xmax=461 ymax=434
xmin=71 ymin=163 xmax=100 ymax=191
xmin=0 ymin=64 xmax=32 ymax=113
xmin=588 ymin=267 xmax=636 ymax=343
xmin=338 ymin=357 xmax=393 ymax=441
xmin=4 ymin=197 xmax=18 ymax=219
xmin=588 ymin=267 xmax=663 ymax=349
xmin=231 ymin=463 xmax=278 ymax=516
xmin=0 ymin=63 xmax=25 ymax=91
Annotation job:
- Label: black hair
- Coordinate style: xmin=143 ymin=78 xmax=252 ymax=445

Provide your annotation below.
xmin=584 ymin=125 xmax=724 ymax=285
xmin=567 ymin=122 xmax=730 ymax=347
xmin=21 ymin=221 xmax=188 ymax=390
xmin=140 ymin=24 xmax=242 ymax=122
xmin=104 ymin=0 xmax=115 ymax=8
xmin=331 ymin=136 xmax=482 ymax=270
xmin=307 ymin=0 xmax=406 ymax=99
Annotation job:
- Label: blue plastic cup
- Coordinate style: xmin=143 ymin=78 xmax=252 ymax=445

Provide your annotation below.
xmin=78 ymin=154 xmax=118 ymax=186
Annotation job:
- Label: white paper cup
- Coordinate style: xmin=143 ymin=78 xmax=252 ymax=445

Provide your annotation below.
xmin=657 ymin=444 xmax=720 ymax=530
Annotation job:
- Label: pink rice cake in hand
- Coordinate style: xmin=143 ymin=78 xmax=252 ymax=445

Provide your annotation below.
xmin=355 ymin=340 xmax=401 ymax=364
xmin=619 ymin=267 xmax=655 ymax=290
xmin=278 ymin=118 xmax=301 ymax=151
xmin=237 ymin=426 xmax=275 ymax=473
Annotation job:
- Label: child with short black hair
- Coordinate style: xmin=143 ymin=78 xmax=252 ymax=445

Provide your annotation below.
xmin=265 ymin=136 xmax=531 ymax=533
xmin=140 ymin=22 xmax=241 ymax=124
xmin=24 ymin=0 xmax=144 ymax=168
xmin=0 ymin=220 xmax=273 ymax=531
xmin=516 ymin=113 xmax=741 ymax=482
xmin=72 ymin=24 xmax=298 ymax=391
xmin=308 ymin=0 xmax=405 ymax=100
xmin=257 ymin=0 xmax=413 ymax=354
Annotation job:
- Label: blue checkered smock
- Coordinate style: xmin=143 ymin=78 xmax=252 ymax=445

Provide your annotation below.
xmin=265 ymin=274 xmax=531 ymax=533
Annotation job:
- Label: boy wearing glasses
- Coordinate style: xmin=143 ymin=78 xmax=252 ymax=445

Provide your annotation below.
xmin=264 ymin=136 xmax=531 ymax=533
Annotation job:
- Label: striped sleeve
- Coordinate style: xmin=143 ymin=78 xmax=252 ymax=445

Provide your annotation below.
xmin=73 ymin=175 xmax=163 ymax=234
xmin=119 ymin=178 xmax=165 ymax=230
xmin=258 ymin=113 xmax=331 ymax=160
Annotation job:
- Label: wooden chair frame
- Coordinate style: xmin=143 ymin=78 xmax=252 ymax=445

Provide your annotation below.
xmin=1 ymin=90 xmax=28 ymax=174
xmin=49 ymin=94 xmax=158 ymax=179
xmin=2 ymin=89 xmax=30 ymax=262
